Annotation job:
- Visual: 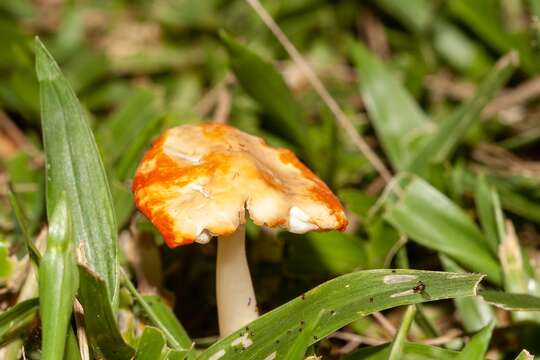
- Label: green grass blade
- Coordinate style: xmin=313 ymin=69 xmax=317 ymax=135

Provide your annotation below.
xmin=440 ymin=255 xmax=494 ymax=333
xmin=456 ymin=321 xmax=494 ymax=360
xmin=408 ymin=53 xmax=517 ymax=173
xmin=514 ymin=349 xmax=534 ymax=360
xmin=77 ymin=265 xmax=134 ymax=360
xmin=480 ymin=290 xmax=540 ymax=311
xmin=383 ymin=176 xmax=501 ymax=284
xmin=343 ymin=342 xmax=460 ymax=359
xmin=374 ymin=0 xmax=434 ymax=32
xmin=34 ymin=37 xmax=119 ymax=307
xmin=121 ymin=269 xmax=194 ymax=355
xmin=447 ymin=0 xmax=536 ymax=73
xmin=136 ymin=327 xmax=167 ymax=360
xmin=0 ymin=298 xmax=39 ymax=341
xmin=283 ymin=310 xmax=324 ymax=360
xmin=198 ymin=269 xmax=483 ymax=360
xmin=388 ymin=305 xmax=417 ymax=360
xmin=349 ymin=40 xmax=430 ymax=170
xmin=39 ymin=196 xmax=79 ymax=360
xmin=219 ymin=31 xmax=313 ymax=158
xmin=8 ymin=188 xmax=41 ymax=264
xmin=474 ymin=175 xmax=501 ymax=254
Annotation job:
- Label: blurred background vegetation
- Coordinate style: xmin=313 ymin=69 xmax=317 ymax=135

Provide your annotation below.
xmin=1 ymin=0 xmax=540 ymax=359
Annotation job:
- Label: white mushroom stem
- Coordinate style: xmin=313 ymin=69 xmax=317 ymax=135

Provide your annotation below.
xmin=216 ymin=224 xmax=259 ymax=337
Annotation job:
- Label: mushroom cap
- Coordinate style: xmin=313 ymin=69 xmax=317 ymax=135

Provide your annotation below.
xmin=132 ymin=123 xmax=347 ymax=247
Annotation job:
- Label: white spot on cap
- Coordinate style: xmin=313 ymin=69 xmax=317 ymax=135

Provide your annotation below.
xmin=165 ymin=146 xmax=202 ymax=164
xmin=288 ymin=206 xmax=318 ymax=233
xmin=390 ymin=289 xmax=415 ymax=298
xmin=264 ymin=352 xmax=277 ymax=360
xmin=383 ymin=275 xmax=417 ymax=284
xmin=195 ymin=229 xmax=212 ymax=244
xmin=231 ymin=333 xmax=253 ymax=349
xmin=208 ymin=349 xmax=226 ymax=360
xmin=188 ymin=183 xmax=210 ymax=198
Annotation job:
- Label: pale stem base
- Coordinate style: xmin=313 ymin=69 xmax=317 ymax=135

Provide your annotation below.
xmin=216 ymin=225 xmax=259 ymax=337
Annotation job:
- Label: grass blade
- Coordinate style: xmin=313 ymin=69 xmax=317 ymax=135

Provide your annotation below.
xmin=349 ymin=40 xmax=430 ymax=171
xmin=388 ymin=305 xmax=417 ymax=360
xmin=121 ymin=269 xmax=194 ymax=356
xmin=220 ymin=31 xmax=307 ymax=151
xmin=136 ymin=327 xmax=166 ymax=360
xmin=39 ymin=196 xmax=79 ymax=360
xmin=408 ymin=53 xmax=517 ymax=173
xmin=0 ymin=298 xmax=39 ymax=344
xmin=35 ymin=37 xmax=119 ymax=307
xmin=77 ymin=265 xmax=134 ymax=360
xmin=343 ymin=342 xmax=460 ymax=359
xmin=383 ymin=176 xmax=501 ymax=284
xmin=199 ymin=269 xmax=483 ymax=360
xmin=8 ymin=187 xmax=41 ymax=264
xmin=514 ymin=349 xmax=534 ymax=360
xmin=474 ymin=175 xmax=501 ymax=254
xmin=283 ymin=310 xmax=324 ymax=360
xmin=440 ymin=255 xmax=494 ymax=333
xmin=480 ymin=290 xmax=540 ymax=311
xmin=456 ymin=321 xmax=494 ymax=360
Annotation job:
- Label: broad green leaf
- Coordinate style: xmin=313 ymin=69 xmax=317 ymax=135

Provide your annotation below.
xmin=39 ymin=196 xmax=79 ymax=360
xmin=456 ymin=321 xmax=494 ymax=360
xmin=77 ymin=265 xmax=134 ymax=360
xmin=219 ymin=31 xmax=313 ymax=160
xmin=480 ymin=290 xmax=540 ymax=311
xmin=343 ymin=342 xmax=460 ymax=359
xmin=383 ymin=176 xmax=501 ymax=284
xmin=349 ymin=40 xmax=430 ymax=170
xmin=122 ymin=270 xmax=194 ymax=356
xmin=388 ymin=305 xmax=417 ymax=360
xmin=199 ymin=269 xmax=482 ymax=360
xmin=408 ymin=53 xmax=516 ymax=173
xmin=0 ymin=298 xmax=38 ymax=345
xmin=136 ymin=327 xmax=166 ymax=360
xmin=35 ymin=37 xmax=119 ymax=307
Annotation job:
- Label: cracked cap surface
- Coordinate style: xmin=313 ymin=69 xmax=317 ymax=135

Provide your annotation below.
xmin=132 ymin=123 xmax=347 ymax=247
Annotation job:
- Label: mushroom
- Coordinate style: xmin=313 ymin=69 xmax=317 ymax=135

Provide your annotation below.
xmin=132 ymin=123 xmax=347 ymax=336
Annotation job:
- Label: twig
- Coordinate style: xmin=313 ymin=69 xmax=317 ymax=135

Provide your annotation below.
xmin=0 ymin=111 xmax=43 ymax=165
xmin=358 ymin=9 xmax=390 ymax=60
xmin=329 ymin=331 xmax=386 ymax=346
xmin=484 ymin=76 xmax=540 ymax=118
xmin=244 ymin=0 xmax=393 ymax=183
xmin=213 ymin=87 xmax=232 ymax=124
xmin=194 ymin=73 xmax=234 ymax=118
xmin=420 ymin=328 xmax=462 ymax=346
xmin=425 ymin=73 xmax=540 ymax=121
xmin=74 ymin=300 xmax=90 ymax=360
xmin=372 ymin=311 xmax=397 ymax=337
